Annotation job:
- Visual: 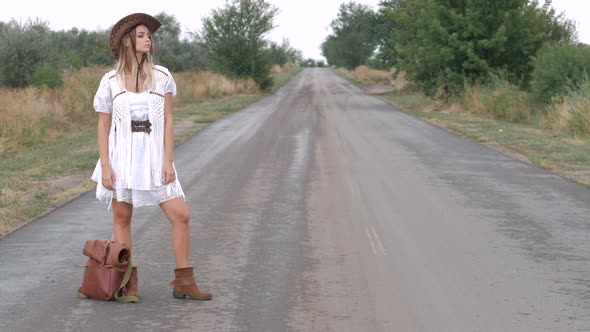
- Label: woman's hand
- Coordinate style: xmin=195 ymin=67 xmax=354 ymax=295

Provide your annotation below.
xmin=162 ymin=161 xmax=176 ymax=184
xmin=101 ymin=164 xmax=116 ymax=190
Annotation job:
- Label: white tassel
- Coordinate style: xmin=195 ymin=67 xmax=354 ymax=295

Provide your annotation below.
xmin=165 ymin=181 xmax=185 ymax=199
xmin=112 ymin=93 xmax=132 ymax=189
xmin=123 ymin=94 xmax=132 ymax=188
xmin=149 ymin=93 xmax=165 ymax=187
xmin=95 ymin=181 xmax=114 ymax=210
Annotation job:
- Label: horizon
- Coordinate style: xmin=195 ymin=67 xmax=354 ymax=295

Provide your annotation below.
xmin=2 ymin=0 xmax=589 ymax=61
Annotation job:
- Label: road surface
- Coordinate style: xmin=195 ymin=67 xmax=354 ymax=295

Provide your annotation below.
xmin=1 ymin=68 xmax=589 ymax=331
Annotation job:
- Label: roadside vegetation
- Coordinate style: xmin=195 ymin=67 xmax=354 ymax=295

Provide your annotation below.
xmin=0 ymin=0 xmax=304 ymax=237
xmin=323 ymin=0 xmax=589 ymax=187
xmin=337 ymin=65 xmax=590 ymax=187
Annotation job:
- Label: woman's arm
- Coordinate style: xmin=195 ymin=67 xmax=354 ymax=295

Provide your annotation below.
xmin=98 ymin=112 xmax=115 ymax=189
xmin=162 ymin=93 xmax=176 ymax=184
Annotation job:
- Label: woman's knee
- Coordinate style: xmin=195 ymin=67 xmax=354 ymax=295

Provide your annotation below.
xmin=175 ymin=209 xmax=190 ymax=226
xmin=112 ymin=205 xmax=132 ymax=227
xmin=113 ymin=215 xmax=132 ymax=227
xmin=162 ymin=198 xmax=190 ymax=226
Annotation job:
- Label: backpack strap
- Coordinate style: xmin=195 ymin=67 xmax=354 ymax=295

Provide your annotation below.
xmin=114 ymin=262 xmax=138 ymax=303
xmin=77 ymin=288 xmax=88 ymax=299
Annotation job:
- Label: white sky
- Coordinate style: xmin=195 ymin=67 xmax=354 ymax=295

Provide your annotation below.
xmin=2 ymin=0 xmax=589 ymax=60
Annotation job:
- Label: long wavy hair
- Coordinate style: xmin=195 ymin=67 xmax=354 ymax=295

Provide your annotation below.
xmin=115 ymin=25 xmax=155 ymax=92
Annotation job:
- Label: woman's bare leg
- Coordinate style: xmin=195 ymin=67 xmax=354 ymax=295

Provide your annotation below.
xmin=112 ymin=199 xmax=133 ymax=250
xmin=160 ymin=197 xmax=190 ymax=268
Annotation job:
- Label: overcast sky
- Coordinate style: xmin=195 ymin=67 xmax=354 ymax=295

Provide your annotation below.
xmin=2 ymin=0 xmax=589 ymax=60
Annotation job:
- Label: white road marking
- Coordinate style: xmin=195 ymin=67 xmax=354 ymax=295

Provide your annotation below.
xmin=365 ymin=226 xmax=378 ymax=255
xmin=371 ymin=226 xmax=386 ymax=256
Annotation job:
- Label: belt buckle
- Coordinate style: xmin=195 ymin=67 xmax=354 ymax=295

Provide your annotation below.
xmin=132 ymin=120 xmax=151 ymax=133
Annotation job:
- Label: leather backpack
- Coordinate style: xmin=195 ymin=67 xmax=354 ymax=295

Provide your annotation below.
xmin=77 ymin=240 xmax=138 ymax=303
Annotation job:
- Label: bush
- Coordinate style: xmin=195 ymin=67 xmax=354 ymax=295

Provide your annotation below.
xmin=464 ymin=76 xmax=531 ymax=123
xmin=28 ymin=62 xmax=62 ymax=88
xmin=392 ymin=0 xmax=575 ymax=98
xmin=530 ymin=45 xmax=590 ymax=104
xmin=486 ymin=82 xmax=531 ymax=122
xmin=201 ymin=0 xmax=278 ymax=90
xmin=546 ymin=77 xmax=590 ymax=136
xmin=0 ymin=19 xmax=54 ymax=88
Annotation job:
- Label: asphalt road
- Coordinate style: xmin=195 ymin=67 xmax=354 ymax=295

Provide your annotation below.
xmin=1 ymin=68 xmax=589 ymax=332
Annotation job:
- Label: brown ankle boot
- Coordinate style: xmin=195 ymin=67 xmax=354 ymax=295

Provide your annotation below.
xmin=170 ymin=267 xmax=212 ymax=300
xmin=123 ymin=266 xmax=138 ymax=299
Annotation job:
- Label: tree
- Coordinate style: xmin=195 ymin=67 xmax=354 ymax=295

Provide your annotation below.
xmin=373 ymin=0 xmax=400 ymax=69
xmin=299 ymin=58 xmax=324 ymax=67
xmin=530 ymin=44 xmax=590 ymax=103
xmin=391 ymin=0 xmax=578 ymax=97
xmin=541 ymin=0 xmax=577 ymax=46
xmin=0 ymin=19 xmax=54 ymax=87
xmin=268 ymin=38 xmax=303 ymax=66
xmin=321 ymin=2 xmax=377 ymax=69
xmin=201 ymin=0 xmax=279 ymax=90
xmin=124 ymin=12 xmax=207 ymax=72
xmin=51 ymin=28 xmax=111 ymax=69
xmin=154 ymin=12 xmax=186 ymax=71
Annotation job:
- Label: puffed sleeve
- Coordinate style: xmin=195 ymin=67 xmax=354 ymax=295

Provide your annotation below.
xmin=164 ymin=73 xmax=177 ymax=97
xmin=93 ymin=73 xmax=113 ymax=113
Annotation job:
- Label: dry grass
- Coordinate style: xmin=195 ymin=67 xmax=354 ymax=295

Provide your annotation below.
xmin=341 ymin=66 xmax=414 ymax=93
xmin=463 ymin=82 xmax=483 ymax=114
xmin=349 ymin=65 xmax=394 ymax=85
xmin=550 ymin=99 xmax=573 ymax=133
xmin=271 ymin=62 xmax=295 ymax=74
xmin=0 ymin=67 xmax=261 ymax=155
xmin=0 ymin=67 xmax=106 ymax=154
xmin=390 ymin=70 xmax=414 ymax=92
xmin=174 ymin=71 xmax=259 ymax=106
xmin=461 ymin=79 xmax=589 ymax=137
xmin=0 ymin=87 xmax=65 ymax=152
xmin=339 ymin=65 xmax=588 ymax=139
xmin=548 ymin=95 xmax=590 ymax=136
xmin=462 ymin=81 xmax=531 ymax=122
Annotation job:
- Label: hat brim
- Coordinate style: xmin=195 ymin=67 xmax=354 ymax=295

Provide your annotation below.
xmin=110 ymin=13 xmax=161 ymax=58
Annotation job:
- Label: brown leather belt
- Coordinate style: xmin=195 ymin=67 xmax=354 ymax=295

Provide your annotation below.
xmin=131 ymin=120 xmax=152 ymax=133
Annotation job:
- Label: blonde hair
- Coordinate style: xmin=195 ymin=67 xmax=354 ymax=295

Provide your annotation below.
xmin=115 ymin=25 xmax=155 ymax=91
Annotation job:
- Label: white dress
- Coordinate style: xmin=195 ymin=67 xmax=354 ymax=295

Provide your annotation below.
xmin=91 ymin=76 xmax=184 ymax=209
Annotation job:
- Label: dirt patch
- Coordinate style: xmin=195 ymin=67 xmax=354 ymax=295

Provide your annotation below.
xmin=47 ymin=173 xmax=96 ymax=205
xmin=519 ymin=127 xmax=554 ymax=137
xmin=483 ymin=142 xmax=534 ymax=164
xmin=363 ymin=85 xmax=394 ymax=95
xmin=174 ymin=119 xmax=201 ymax=139
xmin=552 ymin=164 xmax=590 ymax=186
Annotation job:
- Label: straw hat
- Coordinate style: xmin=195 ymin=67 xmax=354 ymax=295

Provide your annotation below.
xmin=109 ymin=13 xmax=161 ymax=58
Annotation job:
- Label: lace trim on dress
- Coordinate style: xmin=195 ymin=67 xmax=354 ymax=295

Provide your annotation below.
xmin=96 ymin=182 xmax=185 ymax=209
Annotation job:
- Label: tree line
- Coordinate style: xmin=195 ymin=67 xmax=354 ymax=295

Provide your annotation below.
xmin=321 ymin=0 xmax=590 ymax=103
xmin=0 ymin=0 xmax=304 ymax=91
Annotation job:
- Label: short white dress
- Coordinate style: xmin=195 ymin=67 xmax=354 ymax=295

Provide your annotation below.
xmin=91 ymin=75 xmax=185 ymax=209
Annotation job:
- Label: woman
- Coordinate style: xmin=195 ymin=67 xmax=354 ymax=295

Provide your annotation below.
xmin=90 ymin=13 xmax=212 ymax=301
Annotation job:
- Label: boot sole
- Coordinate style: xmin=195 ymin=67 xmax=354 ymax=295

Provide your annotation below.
xmin=172 ymin=291 xmax=212 ymax=301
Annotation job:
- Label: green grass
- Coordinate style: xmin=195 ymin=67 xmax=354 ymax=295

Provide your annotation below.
xmin=378 ymin=90 xmax=590 ymax=187
xmin=384 ymin=91 xmax=431 ymax=113
xmin=0 ymin=126 xmax=99 ymax=233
